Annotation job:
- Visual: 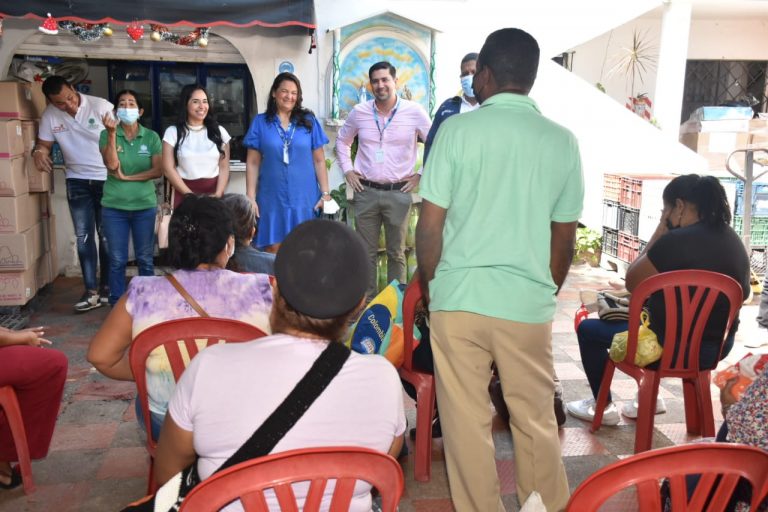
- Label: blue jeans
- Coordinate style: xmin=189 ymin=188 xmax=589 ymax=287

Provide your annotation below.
xmin=101 ymin=206 xmax=156 ymax=305
xmin=576 ymin=319 xmax=629 ymax=403
xmin=134 ymin=399 xmax=163 ymax=443
xmin=66 ymin=179 xmax=109 ymax=293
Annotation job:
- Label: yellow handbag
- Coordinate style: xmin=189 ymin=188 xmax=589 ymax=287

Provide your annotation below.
xmin=609 ymin=310 xmax=663 ymax=367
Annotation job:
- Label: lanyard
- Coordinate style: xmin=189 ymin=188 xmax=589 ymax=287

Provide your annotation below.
xmin=274 ymin=118 xmax=296 ymax=148
xmin=373 ymin=99 xmax=399 ymax=143
xmin=274 ymin=118 xmax=296 ymax=165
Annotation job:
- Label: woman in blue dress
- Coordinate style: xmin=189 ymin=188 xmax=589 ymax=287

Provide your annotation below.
xmin=244 ymin=72 xmax=331 ymax=252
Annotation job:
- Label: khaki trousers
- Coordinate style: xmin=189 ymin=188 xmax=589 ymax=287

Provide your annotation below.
xmin=431 ymin=311 xmax=570 ymax=512
xmin=351 ymin=187 xmax=411 ymax=297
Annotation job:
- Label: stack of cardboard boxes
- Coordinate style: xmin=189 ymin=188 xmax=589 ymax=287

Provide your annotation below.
xmin=680 ymin=106 xmax=768 ymax=170
xmin=0 ymin=81 xmax=58 ymax=306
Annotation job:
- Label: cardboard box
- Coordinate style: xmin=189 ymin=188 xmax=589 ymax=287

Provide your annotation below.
xmin=0 ymin=265 xmax=36 ymax=306
xmin=43 ymin=215 xmax=59 ymax=279
xmin=41 ymin=214 xmax=55 ymax=253
xmin=0 ymin=194 xmax=42 ymax=234
xmin=33 ymin=191 xmax=52 ymax=218
xmin=690 ymin=106 xmax=754 ymax=122
xmin=0 ymin=120 xmax=24 ymax=158
xmin=28 ymin=83 xmax=47 ymax=120
xmin=35 ymin=250 xmax=53 ymax=289
xmin=680 ymin=131 xmax=751 ymax=170
xmin=680 ymin=119 xmax=751 ymax=135
xmin=21 ymin=120 xmax=37 ymax=154
xmin=0 ymin=222 xmax=43 ymax=272
xmin=25 ymin=155 xmax=51 ymax=192
xmin=0 ymin=82 xmax=37 ymax=121
xmin=0 ymin=157 xmax=28 ymax=196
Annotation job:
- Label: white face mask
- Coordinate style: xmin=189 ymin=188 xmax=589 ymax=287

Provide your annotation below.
xmin=461 ymin=74 xmax=475 ymax=99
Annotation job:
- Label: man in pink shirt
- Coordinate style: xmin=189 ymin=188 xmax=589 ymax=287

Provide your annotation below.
xmin=336 ymin=61 xmax=431 ymax=297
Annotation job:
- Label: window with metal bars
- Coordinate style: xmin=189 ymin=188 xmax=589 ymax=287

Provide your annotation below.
xmin=681 ymin=60 xmax=768 ymax=123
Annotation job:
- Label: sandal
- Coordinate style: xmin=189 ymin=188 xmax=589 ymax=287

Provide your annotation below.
xmin=0 ymin=465 xmax=21 ymax=490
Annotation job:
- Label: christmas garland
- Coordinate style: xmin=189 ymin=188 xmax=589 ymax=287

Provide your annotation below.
xmin=58 ymin=21 xmax=113 ymax=42
xmin=150 ymin=25 xmax=209 ymax=48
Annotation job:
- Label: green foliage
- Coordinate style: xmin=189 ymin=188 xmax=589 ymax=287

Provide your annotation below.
xmin=574 ymin=227 xmax=602 ymax=265
xmin=330 ymin=183 xmax=348 ymax=211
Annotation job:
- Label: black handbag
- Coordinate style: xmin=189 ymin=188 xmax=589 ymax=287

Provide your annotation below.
xmin=121 ymin=341 xmax=350 ymax=512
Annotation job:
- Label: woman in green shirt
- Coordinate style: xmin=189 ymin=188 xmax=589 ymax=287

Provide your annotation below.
xmin=99 ymin=90 xmax=163 ymax=305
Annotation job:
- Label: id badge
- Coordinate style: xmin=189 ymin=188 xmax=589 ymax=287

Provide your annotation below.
xmin=375 ymin=148 xmax=385 ymax=163
xmin=283 ymin=146 xmax=290 ymax=165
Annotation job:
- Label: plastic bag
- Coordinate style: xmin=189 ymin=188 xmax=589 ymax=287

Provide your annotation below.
xmin=347 ymin=280 xmax=420 ymax=368
xmin=713 ymin=352 xmax=768 ymax=401
xmin=609 ymin=310 xmax=663 ymax=367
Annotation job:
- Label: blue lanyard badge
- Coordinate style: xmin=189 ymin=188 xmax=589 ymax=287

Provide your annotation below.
xmin=274 ymin=119 xmax=296 ymax=165
xmin=373 ymin=99 xmax=399 ymax=145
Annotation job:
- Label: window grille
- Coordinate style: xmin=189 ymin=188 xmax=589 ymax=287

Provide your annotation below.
xmin=681 ymin=60 xmax=767 ymax=123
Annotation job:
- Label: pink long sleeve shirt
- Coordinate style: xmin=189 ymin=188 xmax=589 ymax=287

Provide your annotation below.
xmin=335 ymin=99 xmax=431 ymax=183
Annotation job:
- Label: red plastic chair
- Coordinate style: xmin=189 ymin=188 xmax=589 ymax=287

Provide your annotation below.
xmin=0 ymin=386 xmax=34 ymax=494
xmin=591 ymin=270 xmax=743 ymax=453
xmin=574 ymin=303 xmax=589 ymax=332
xmin=129 ymin=317 xmax=267 ymax=493
xmin=566 ymin=443 xmax=768 ymax=511
xmin=178 ymin=447 xmax=405 ymax=512
xmin=399 ymin=273 xmax=436 ymax=482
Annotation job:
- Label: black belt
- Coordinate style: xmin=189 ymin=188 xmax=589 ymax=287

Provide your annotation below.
xmin=359 ymin=178 xmax=408 ymax=191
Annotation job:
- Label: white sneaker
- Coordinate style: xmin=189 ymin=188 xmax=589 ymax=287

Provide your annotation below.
xmin=566 ymin=398 xmax=620 ymax=426
xmin=621 ymin=395 xmax=667 ymax=418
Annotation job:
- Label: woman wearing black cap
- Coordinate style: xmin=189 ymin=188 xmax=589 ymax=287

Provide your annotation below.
xmin=154 ymin=219 xmax=406 ymax=511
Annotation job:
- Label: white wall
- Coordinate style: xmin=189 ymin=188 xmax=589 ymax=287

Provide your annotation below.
xmin=569 ymin=16 xmax=768 ymax=121
xmin=315 ymin=0 xmax=661 ymax=121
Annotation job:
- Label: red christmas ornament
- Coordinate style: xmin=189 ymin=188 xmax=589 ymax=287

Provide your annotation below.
xmin=39 ymin=13 xmax=59 ymax=35
xmin=126 ymin=22 xmax=144 ymax=43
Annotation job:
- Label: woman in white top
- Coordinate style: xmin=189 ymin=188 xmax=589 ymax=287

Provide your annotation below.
xmin=162 ymin=85 xmax=231 ymax=208
xmin=155 ymin=220 xmax=405 ymax=512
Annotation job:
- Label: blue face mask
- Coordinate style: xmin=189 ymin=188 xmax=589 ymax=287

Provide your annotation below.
xmin=461 ymin=74 xmax=475 ymax=99
xmin=116 ymin=108 xmax=140 ymax=125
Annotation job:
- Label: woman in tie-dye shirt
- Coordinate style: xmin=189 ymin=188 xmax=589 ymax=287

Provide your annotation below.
xmin=88 ymin=195 xmax=272 ymax=440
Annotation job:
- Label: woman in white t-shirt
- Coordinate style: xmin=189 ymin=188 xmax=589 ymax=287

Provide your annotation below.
xmin=155 ymin=220 xmax=405 ymax=512
xmin=162 ymin=85 xmax=231 ymax=208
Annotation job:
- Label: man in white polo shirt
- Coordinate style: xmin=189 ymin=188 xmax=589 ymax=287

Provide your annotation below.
xmin=33 ymin=76 xmax=114 ymax=312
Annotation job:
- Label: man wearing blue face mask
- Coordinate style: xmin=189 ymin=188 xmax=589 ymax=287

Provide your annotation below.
xmin=423 ymin=53 xmax=479 ymax=164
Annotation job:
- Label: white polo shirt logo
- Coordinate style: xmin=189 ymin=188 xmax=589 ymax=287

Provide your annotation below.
xmin=52 ymin=123 xmax=67 ymax=134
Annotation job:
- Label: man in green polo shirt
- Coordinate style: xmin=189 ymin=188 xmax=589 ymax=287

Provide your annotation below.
xmin=416 ymin=28 xmax=583 ymax=511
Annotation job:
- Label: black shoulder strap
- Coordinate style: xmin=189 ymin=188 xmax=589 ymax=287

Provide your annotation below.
xmin=216 ymin=341 xmax=351 ymax=473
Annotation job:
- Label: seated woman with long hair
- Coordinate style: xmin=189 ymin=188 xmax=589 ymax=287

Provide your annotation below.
xmin=154 ymin=219 xmax=405 ymax=511
xmin=566 ymin=175 xmax=750 ymax=425
xmin=87 ymin=195 xmax=272 ymax=440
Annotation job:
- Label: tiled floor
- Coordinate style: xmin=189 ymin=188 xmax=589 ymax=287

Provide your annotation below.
xmin=0 ymin=263 xmax=762 ymax=511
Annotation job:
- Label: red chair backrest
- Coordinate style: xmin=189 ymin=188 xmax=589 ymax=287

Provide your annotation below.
xmin=566 ymin=443 xmax=768 ymax=511
xmin=401 ymin=273 xmax=423 ymax=373
xmin=574 ymin=304 xmax=590 ymax=331
xmin=129 ymin=317 xmax=267 ymax=446
xmin=178 ymin=447 xmax=405 ymax=512
xmin=623 ymin=270 xmax=742 ymax=374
